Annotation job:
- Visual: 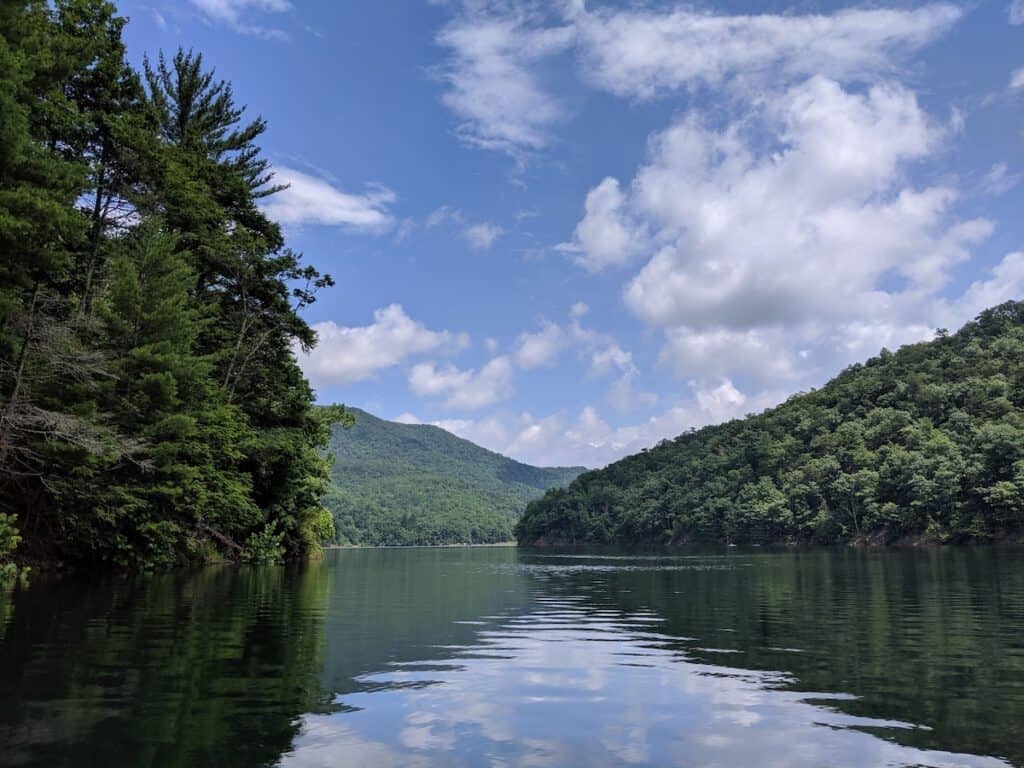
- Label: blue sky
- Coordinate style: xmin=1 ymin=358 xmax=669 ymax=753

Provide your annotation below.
xmin=120 ymin=0 xmax=1024 ymax=468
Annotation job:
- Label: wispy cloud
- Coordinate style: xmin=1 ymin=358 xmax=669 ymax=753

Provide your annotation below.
xmin=436 ymin=9 xmax=574 ymax=155
xmin=1011 ymin=0 xmax=1024 ymax=25
xmin=572 ymin=3 xmax=962 ymax=100
xmin=188 ymin=0 xmax=292 ymax=39
xmin=261 ymin=166 xmax=395 ymax=232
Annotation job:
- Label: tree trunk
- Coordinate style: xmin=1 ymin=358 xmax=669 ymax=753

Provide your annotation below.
xmin=0 ymin=283 xmax=40 ymax=469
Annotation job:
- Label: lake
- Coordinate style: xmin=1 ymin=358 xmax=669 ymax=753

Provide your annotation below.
xmin=1 ymin=547 xmax=1022 ymax=767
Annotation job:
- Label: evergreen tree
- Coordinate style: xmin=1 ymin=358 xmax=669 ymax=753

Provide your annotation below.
xmin=0 ymin=0 xmax=342 ymax=572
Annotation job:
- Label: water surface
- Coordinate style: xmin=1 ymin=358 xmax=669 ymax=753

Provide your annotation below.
xmin=1 ymin=547 xmax=1022 ymax=767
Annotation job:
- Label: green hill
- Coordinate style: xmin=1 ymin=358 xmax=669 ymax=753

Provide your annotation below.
xmin=516 ymin=301 xmax=1024 ymax=547
xmin=323 ymin=409 xmax=584 ymax=545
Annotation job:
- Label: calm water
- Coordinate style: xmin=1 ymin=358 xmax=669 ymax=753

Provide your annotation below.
xmin=1 ymin=547 xmax=1022 ymax=767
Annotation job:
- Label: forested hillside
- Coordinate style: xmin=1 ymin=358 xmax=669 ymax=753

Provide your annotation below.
xmin=324 ymin=409 xmax=584 ymax=545
xmin=517 ymin=302 xmax=1024 ymax=547
xmin=0 ymin=0 xmax=345 ymax=576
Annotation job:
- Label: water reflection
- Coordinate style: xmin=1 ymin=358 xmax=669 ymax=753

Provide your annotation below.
xmin=1 ymin=547 xmax=1022 ymax=767
xmin=283 ymin=554 xmax=1018 ymax=768
xmin=0 ymin=562 xmax=332 ymax=767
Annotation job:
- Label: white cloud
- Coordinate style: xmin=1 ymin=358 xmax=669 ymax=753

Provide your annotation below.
xmin=606 ymin=373 xmax=658 ymax=412
xmin=394 ymin=412 xmax=422 ymax=425
xmin=544 ymin=63 xmax=1007 ymax=393
xmin=434 ymin=3 xmax=960 ymax=156
xmin=299 ymin=305 xmax=467 ymax=387
xmin=939 ymin=252 xmax=1024 ymax=327
xmin=572 ymin=3 xmax=961 ymax=100
xmin=514 ymin=322 xmax=566 ymax=369
xmin=694 ymin=380 xmax=747 ymax=423
xmin=509 ymin=308 xmax=656 ymax=414
xmin=426 ymin=205 xmax=463 ymax=228
xmin=980 ymin=162 xmax=1020 ymax=196
xmin=409 ymin=356 xmax=514 ymax=410
xmin=464 ymin=222 xmax=504 ymax=250
xmin=590 ymin=77 xmax=993 ymax=382
xmin=556 ymin=177 xmax=643 ymax=271
xmin=435 ymin=379 xmax=768 ymax=468
xmin=436 ymin=11 xmax=574 ymax=154
xmin=261 ymin=166 xmax=395 ymax=231
xmin=659 ymin=328 xmax=799 ymax=385
xmin=188 ymin=0 xmax=292 ymax=38
xmin=589 ymin=343 xmax=633 ymax=376
xmin=1011 ymin=66 xmax=1024 ymax=90
xmin=394 ymin=218 xmax=416 ymax=243
xmin=1011 ymin=0 xmax=1024 ymax=25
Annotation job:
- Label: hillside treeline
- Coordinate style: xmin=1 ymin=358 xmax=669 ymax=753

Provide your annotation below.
xmin=517 ymin=303 xmax=1024 ymax=547
xmin=324 ymin=409 xmax=582 ymax=546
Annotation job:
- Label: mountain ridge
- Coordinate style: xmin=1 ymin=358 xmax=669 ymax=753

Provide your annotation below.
xmin=323 ymin=408 xmax=585 ymax=545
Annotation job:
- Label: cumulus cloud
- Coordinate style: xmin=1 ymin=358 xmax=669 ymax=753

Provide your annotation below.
xmin=463 ymin=222 xmax=504 ymax=250
xmin=514 ymin=322 xmax=566 ymax=369
xmin=549 ymin=76 xmax=993 ymax=388
xmin=299 ymin=305 xmax=467 ymax=387
xmin=436 ymin=11 xmax=574 ymax=154
xmin=1011 ymin=66 xmax=1024 ymax=90
xmin=659 ymin=328 xmax=799 ymax=386
xmin=509 ymin=306 xmax=656 ymax=411
xmin=409 ymin=356 xmax=514 ymax=410
xmin=435 ymin=379 xmax=770 ymax=468
xmin=188 ymin=0 xmax=292 ymax=38
xmin=556 ymin=177 xmax=643 ymax=271
xmin=262 ymin=166 xmax=395 ymax=231
xmin=623 ymin=77 xmax=969 ymax=329
xmin=572 ymin=3 xmax=961 ymax=100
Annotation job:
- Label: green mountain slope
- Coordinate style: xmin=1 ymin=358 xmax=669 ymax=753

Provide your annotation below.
xmin=516 ymin=301 xmax=1024 ymax=547
xmin=323 ymin=409 xmax=584 ymax=545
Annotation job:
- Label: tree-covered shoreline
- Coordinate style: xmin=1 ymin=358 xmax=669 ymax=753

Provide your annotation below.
xmin=1 ymin=0 xmax=346 ymax=577
xmin=516 ymin=302 xmax=1024 ymax=548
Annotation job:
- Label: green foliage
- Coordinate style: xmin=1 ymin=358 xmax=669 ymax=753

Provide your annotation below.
xmin=324 ymin=408 xmax=585 ymax=545
xmin=517 ymin=302 xmax=1024 ymax=547
xmin=0 ymin=1 xmax=337 ymax=570
xmin=0 ymin=513 xmax=29 ymax=588
xmin=241 ymin=522 xmax=287 ymax=564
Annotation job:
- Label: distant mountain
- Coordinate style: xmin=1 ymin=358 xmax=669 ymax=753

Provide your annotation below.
xmin=517 ymin=301 xmax=1024 ymax=548
xmin=323 ymin=409 xmax=585 ymax=545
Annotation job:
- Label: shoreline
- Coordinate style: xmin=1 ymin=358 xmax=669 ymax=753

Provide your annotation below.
xmin=323 ymin=542 xmax=518 ymax=550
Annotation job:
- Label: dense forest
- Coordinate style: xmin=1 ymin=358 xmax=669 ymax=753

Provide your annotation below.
xmin=324 ymin=409 xmax=583 ymax=545
xmin=517 ymin=302 xmax=1024 ymax=547
xmin=0 ymin=0 xmax=347 ymax=578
